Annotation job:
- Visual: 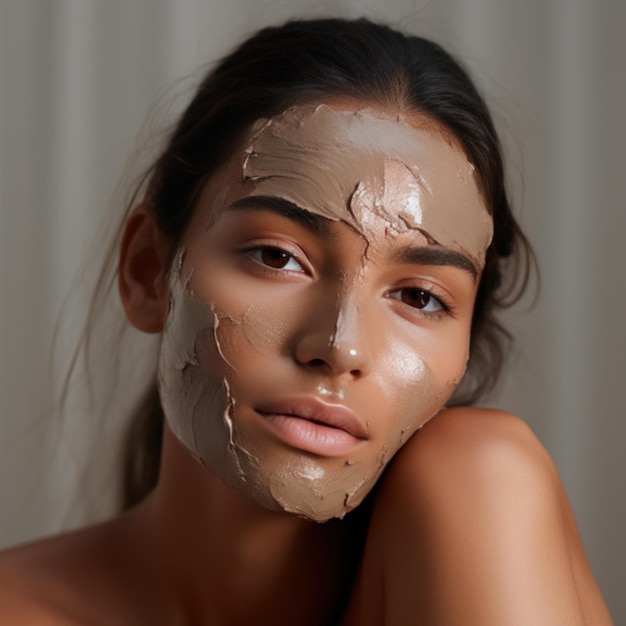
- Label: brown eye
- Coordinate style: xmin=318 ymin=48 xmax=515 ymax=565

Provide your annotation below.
xmin=247 ymin=247 xmax=304 ymax=272
xmin=261 ymin=248 xmax=291 ymax=268
xmin=389 ymin=287 xmax=444 ymax=313
xmin=402 ymin=288 xmax=432 ymax=308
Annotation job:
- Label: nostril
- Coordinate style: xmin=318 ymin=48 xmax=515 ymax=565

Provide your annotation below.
xmin=309 ymin=358 xmax=326 ymax=367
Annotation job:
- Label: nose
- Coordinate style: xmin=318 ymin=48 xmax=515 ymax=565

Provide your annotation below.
xmin=294 ymin=295 xmax=372 ymax=379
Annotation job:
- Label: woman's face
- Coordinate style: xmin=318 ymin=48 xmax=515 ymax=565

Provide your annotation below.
xmin=157 ymin=103 xmax=493 ymax=522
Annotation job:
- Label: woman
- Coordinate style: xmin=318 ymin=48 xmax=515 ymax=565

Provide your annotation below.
xmin=0 ymin=18 xmax=613 ymax=625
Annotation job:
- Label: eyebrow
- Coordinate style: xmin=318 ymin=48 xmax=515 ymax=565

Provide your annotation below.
xmin=392 ymin=245 xmax=478 ymax=280
xmin=227 ymin=196 xmax=332 ymax=237
xmin=227 ymin=196 xmax=477 ymax=278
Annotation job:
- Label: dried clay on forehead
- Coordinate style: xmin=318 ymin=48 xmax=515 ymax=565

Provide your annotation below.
xmin=243 ymin=104 xmax=494 ymax=266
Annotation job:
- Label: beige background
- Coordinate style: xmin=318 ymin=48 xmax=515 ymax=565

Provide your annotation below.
xmin=1 ymin=0 xmax=624 ymax=621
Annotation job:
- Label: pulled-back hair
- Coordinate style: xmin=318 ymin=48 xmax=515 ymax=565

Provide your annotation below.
xmin=120 ymin=17 xmax=534 ymax=509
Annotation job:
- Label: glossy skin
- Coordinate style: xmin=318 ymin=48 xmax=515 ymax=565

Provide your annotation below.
xmin=0 ymin=105 xmax=614 ymax=625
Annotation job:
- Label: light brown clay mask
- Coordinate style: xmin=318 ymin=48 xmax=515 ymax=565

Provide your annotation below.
xmin=157 ymin=104 xmax=493 ymax=522
xmin=244 ymin=104 xmax=493 ymax=267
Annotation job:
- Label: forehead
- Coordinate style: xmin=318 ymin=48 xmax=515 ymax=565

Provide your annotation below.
xmin=242 ymin=104 xmax=493 ymax=266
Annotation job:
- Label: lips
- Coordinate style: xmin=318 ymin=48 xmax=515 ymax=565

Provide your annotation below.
xmin=256 ymin=396 xmax=369 ymax=456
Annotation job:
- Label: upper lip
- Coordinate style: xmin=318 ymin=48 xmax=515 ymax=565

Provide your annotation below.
xmin=256 ymin=396 xmax=369 ymax=440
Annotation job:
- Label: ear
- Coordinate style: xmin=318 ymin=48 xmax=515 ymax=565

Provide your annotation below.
xmin=119 ymin=204 xmax=171 ymax=333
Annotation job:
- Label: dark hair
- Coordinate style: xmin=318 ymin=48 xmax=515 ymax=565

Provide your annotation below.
xmin=120 ymin=17 xmax=534 ymax=509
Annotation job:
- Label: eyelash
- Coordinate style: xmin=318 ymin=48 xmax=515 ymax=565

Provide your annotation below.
xmin=242 ymin=245 xmax=455 ymax=319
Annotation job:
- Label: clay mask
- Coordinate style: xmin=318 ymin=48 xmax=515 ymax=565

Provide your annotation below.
xmin=157 ymin=105 xmax=493 ymax=522
xmin=244 ymin=104 xmax=493 ymax=267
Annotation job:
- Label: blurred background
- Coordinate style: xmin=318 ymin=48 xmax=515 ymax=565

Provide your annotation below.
xmin=1 ymin=0 xmax=624 ymax=621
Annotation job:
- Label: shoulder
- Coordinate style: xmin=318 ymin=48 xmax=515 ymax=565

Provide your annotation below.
xmin=359 ymin=407 xmax=593 ymax=625
xmin=389 ymin=406 xmax=557 ymax=496
xmin=0 ymin=534 xmax=85 ymax=625
xmin=0 ymin=518 xmax=145 ymax=626
xmin=377 ymin=406 xmax=565 ymax=532
xmin=377 ymin=405 xmax=566 ymax=552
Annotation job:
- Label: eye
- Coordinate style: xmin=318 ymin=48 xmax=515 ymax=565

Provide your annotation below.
xmin=247 ymin=246 xmax=304 ymax=272
xmin=389 ymin=287 xmax=445 ymax=313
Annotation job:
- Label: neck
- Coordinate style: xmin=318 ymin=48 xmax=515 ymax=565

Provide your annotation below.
xmin=128 ymin=426 xmax=366 ymax=626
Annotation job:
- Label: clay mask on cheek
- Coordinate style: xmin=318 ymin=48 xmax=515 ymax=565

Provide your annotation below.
xmin=157 ymin=250 xmax=251 ymax=485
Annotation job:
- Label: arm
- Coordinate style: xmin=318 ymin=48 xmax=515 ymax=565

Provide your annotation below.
xmin=369 ymin=408 xmax=613 ymax=626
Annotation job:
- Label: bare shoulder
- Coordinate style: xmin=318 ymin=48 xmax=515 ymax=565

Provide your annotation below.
xmin=0 ymin=530 xmax=93 ymax=625
xmin=343 ymin=407 xmax=614 ymax=626
xmin=377 ymin=406 xmax=570 ymax=545
xmin=391 ymin=406 xmax=556 ymax=490
xmin=0 ymin=517 xmax=151 ymax=626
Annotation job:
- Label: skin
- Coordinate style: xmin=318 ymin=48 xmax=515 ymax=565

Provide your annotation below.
xmin=0 ymin=102 xmax=614 ymax=626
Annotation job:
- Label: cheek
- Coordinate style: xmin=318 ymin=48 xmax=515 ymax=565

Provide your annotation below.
xmin=207 ymin=295 xmax=295 ymax=368
xmin=158 ymin=262 xmax=234 ymax=466
xmin=186 ymin=251 xmax=304 ymax=362
xmin=241 ymin=301 xmax=292 ymax=355
xmin=375 ymin=325 xmax=470 ymax=440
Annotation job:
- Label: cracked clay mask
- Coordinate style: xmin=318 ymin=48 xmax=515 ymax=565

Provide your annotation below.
xmin=157 ymin=104 xmax=493 ymax=522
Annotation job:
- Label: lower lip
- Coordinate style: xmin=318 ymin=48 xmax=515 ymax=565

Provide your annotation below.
xmin=258 ymin=413 xmax=364 ymax=456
